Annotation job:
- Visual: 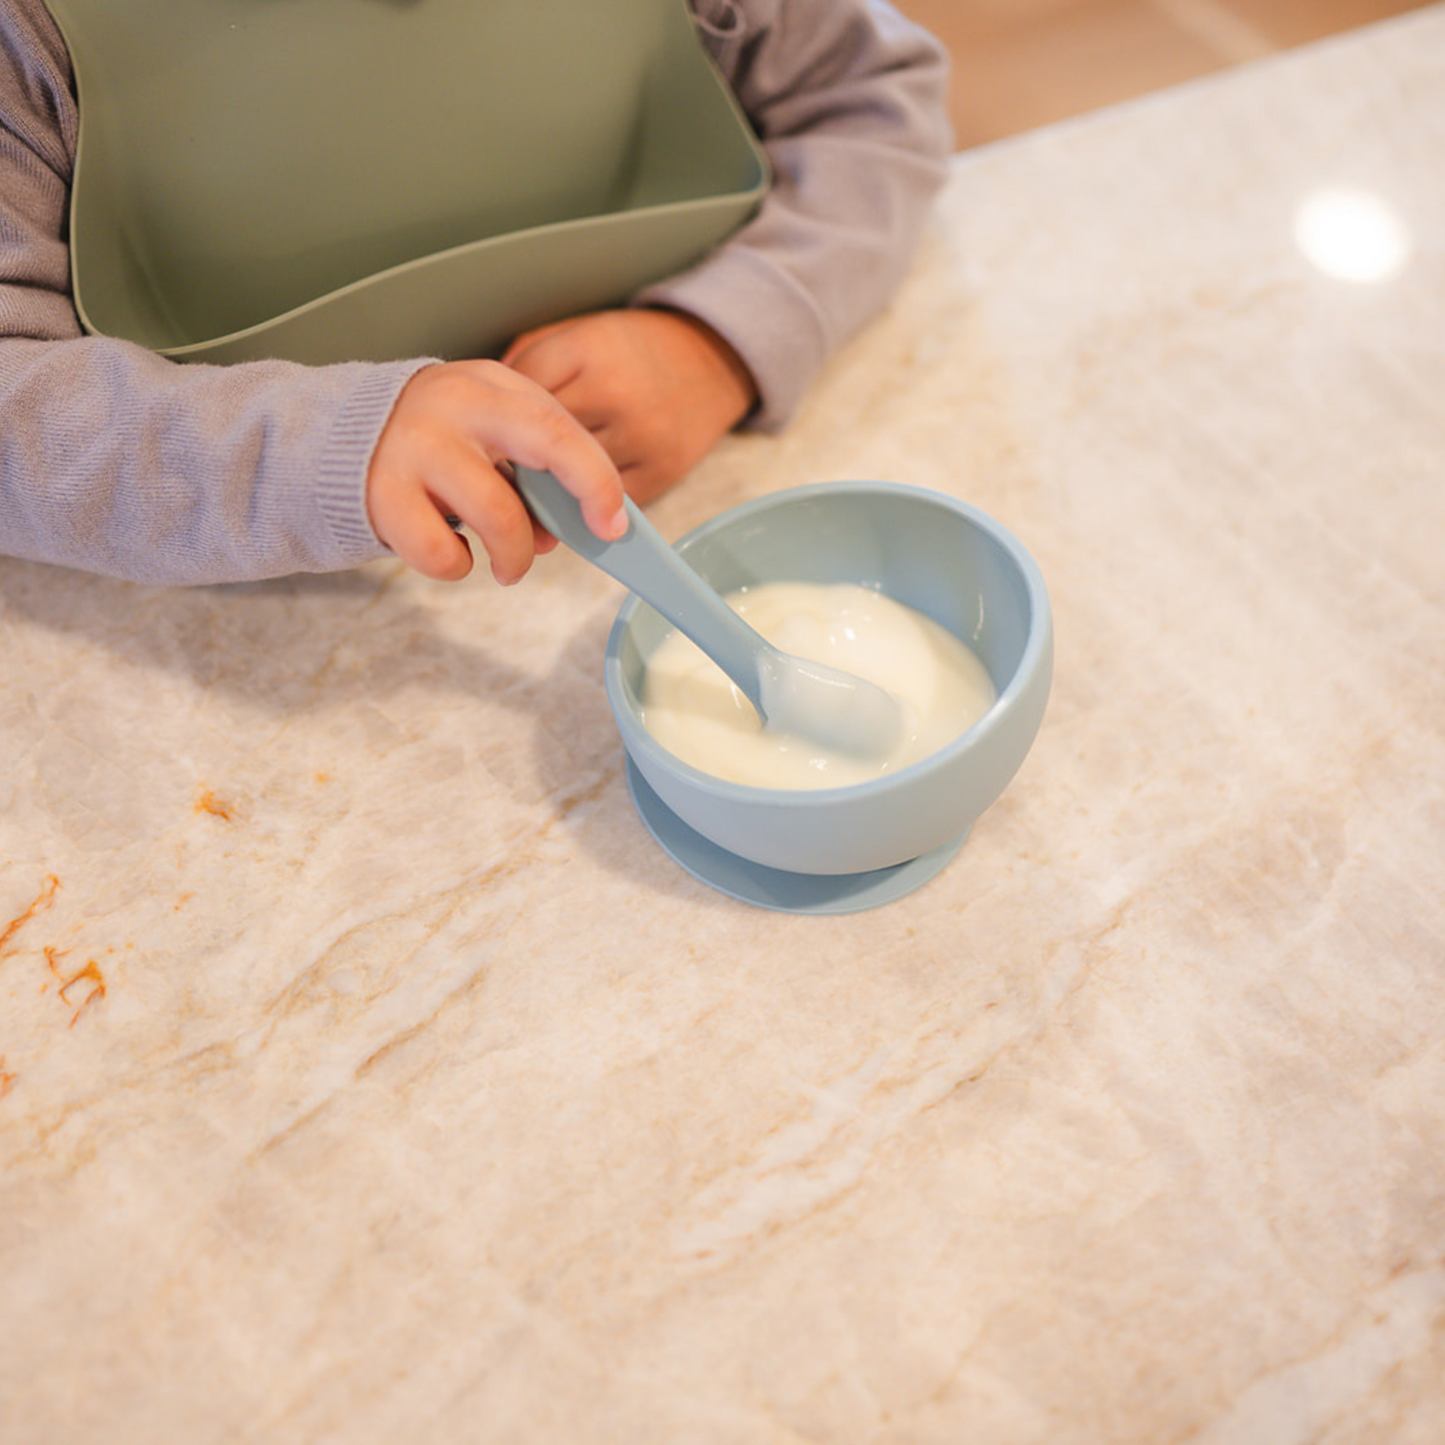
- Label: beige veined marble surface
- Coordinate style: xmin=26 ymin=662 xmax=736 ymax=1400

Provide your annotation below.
xmin=3 ymin=8 xmax=1444 ymax=1442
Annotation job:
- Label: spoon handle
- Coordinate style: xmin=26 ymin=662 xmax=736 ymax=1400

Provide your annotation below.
xmin=513 ymin=467 xmax=768 ymax=714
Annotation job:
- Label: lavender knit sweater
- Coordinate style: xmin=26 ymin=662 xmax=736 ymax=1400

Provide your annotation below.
xmin=0 ymin=0 xmax=949 ymax=584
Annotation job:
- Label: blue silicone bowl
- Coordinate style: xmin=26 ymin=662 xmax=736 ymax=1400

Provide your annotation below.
xmin=605 ymin=482 xmax=1053 ymax=880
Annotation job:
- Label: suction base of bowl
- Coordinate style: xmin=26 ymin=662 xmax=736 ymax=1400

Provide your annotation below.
xmin=624 ymin=759 xmax=969 ymax=914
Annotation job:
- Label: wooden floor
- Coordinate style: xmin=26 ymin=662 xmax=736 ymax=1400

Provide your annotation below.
xmin=889 ymin=0 xmax=1437 ymax=147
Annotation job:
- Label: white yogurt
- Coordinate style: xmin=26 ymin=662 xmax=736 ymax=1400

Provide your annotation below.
xmin=639 ymin=581 xmax=997 ymax=789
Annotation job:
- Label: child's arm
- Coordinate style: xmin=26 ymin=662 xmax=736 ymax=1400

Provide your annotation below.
xmin=506 ymin=0 xmax=952 ymax=498
xmin=647 ymin=0 xmax=954 ymax=429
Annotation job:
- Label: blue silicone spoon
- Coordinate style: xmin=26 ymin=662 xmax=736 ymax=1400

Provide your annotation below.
xmin=514 ymin=467 xmax=904 ymax=758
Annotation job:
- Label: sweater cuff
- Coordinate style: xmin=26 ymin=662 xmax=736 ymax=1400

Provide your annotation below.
xmin=313 ymin=358 xmax=435 ymax=566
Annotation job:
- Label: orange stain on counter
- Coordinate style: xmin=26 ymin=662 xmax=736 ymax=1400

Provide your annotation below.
xmin=0 ymin=874 xmax=59 ymax=957
xmin=194 ymin=788 xmax=236 ymax=820
xmin=45 ymin=947 xmax=107 ymax=1028
xmin=0 ymin=877 xmax=112 ymax=1087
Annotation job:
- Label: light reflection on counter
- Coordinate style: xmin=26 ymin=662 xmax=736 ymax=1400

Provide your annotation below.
xmin=1293 ymin=185 xmax=1413 ymax=283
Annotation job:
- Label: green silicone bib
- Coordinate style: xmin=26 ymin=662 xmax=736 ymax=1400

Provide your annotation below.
xmin=44 ymin=0 xmax=768 ymax=364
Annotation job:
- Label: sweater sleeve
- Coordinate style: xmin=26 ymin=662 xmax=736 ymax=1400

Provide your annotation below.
xmin=636 ymin=0 xmax=953 ymax=431
xmin=0 ymin=0 xmax=427 ymax=586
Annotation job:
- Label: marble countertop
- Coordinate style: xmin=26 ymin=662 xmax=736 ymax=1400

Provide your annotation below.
xmin=4 ymin=10 xmax=1444 ymax=1441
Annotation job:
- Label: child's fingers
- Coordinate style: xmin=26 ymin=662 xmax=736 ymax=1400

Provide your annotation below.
xmin=372 ymin=482 xmax=476 ymax=582
xmin=499 ymin=320 xmax=581 ymax=376
xmin=366 ymin=361 xmax=626 ymax=584
xmin=472 ymin=367 xmax=628 ymax=543
xmin=432 ymin=461 xmax=543 ymax=586
xmin=411 ymin=361 xmax=626 ymax=544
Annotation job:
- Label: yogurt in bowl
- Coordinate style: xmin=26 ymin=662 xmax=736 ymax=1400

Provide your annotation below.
xmin=639 ymin=580 xmax=998 ymax=790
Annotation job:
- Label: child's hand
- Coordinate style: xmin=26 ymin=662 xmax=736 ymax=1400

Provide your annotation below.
xmin=366 ymin=359 xmax=626 ymax=584
xmin=502 ymin=309 xmax=758 ymax=505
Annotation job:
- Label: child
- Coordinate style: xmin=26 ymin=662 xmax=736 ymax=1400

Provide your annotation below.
xmin=0 ymin=0 xmax=950 ymax=587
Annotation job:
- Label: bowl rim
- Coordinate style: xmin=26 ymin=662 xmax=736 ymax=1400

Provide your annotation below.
xmin=604 ymin=480 xmax=1053 ymax=807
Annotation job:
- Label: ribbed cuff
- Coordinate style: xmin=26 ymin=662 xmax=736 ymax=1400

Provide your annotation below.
xmin=313 ymin=358 xmax=436 ymax=566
